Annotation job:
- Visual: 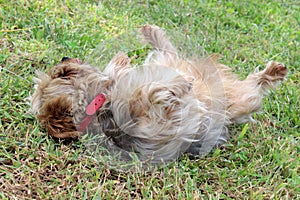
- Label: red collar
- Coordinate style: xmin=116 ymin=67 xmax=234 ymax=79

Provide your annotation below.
xmin=77 ymin=93 xmax=106 ymax=132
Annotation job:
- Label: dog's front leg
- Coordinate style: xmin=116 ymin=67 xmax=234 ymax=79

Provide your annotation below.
xmin=104 ymin=52 xmax=132 ymax=79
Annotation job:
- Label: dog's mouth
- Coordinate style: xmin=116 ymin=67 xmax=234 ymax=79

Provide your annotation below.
xmin=75 ymin=58 xmax=82 ymax=64
xmin=61 ymin=57 xmax=82 ymax=64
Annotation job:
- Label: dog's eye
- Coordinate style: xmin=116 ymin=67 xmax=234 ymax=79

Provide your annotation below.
xmin=61 ymin=57 xmax=70 ymax=62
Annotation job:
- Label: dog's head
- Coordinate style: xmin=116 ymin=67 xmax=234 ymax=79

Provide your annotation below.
xmin=31 ymin=57 xmax=84 ymax=139
xmin=31 ymin=57 xmax=113 ymax=139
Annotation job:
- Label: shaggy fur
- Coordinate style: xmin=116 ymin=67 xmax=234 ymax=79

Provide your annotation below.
xmin=31 ymin=25 xmax=287 ymax=163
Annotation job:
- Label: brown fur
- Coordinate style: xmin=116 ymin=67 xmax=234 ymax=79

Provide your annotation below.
xmin=31 ymin=25 xmax=287 ymax=163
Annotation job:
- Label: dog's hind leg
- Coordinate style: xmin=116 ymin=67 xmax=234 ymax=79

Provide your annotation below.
xmin=226 ymin=61 xmax=288 ymax=123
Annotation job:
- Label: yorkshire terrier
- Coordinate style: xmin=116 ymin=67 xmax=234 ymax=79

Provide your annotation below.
xmin=31 ymin=25 xmax=287 ymax=163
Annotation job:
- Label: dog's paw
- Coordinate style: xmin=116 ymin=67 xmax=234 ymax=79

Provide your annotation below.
xmin=140 ymin=24 xmax=176 ymax=55
xmin=104 ymin=52 xmax=132 ymax=79
xmin=264 ymin=61 xmax=288 ymax=80
xmin=111 ymin=52 xmax=131 ymax=67
xmin=141 ymin=24 xmax=160 ymax=37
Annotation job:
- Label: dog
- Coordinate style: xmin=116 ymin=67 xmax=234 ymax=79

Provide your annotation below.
xmin=31 ymin=25 xmax=287 ymax=163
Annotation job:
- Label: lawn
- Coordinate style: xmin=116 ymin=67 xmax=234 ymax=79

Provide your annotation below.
xmin=0 ymin=0 xmax=299 ymax=199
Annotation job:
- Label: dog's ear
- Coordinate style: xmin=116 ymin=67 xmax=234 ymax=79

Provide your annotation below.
xmin=31 ymin=71 xmax=52 ymax=114
xmin=37 ymin=95 xmax=81 ymax=139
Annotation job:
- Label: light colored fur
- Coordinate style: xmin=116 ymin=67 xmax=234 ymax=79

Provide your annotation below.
xmin=31 ymin=25 xmax=287 ymax=163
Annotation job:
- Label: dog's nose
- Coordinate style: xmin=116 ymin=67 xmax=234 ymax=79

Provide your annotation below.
xmin=61 ymin=57 xmax=70 ymax=62
xmin=283 ymin=64 xmax=287 ymax=69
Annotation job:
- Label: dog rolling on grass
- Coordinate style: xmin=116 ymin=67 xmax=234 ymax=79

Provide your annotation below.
xmin=31 ymin=25 xmax=287 ymax=163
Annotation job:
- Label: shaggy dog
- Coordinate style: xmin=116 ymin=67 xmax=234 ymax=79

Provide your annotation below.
xmin=31 ymin=25 xmax=287 ymax=163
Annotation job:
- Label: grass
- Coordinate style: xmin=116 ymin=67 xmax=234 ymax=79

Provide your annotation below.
xmin=0 ymin=0 xmax=299 ymax=199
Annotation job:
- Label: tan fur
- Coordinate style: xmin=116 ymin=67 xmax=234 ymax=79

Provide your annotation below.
xmin=31 ymin=25 xmax=287 ymax=163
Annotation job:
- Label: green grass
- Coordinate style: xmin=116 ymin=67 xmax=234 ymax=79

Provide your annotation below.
xmin=0 ymin=0 xmax=299 ymax=199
